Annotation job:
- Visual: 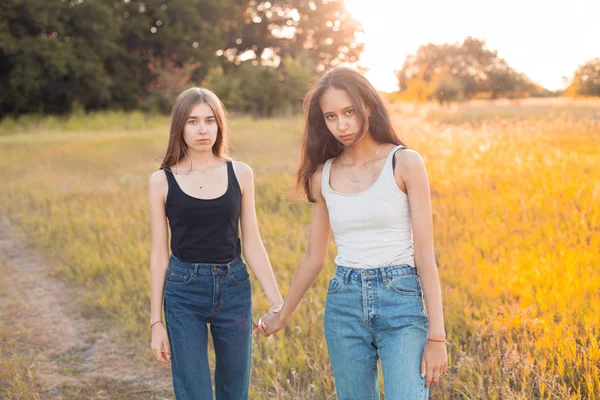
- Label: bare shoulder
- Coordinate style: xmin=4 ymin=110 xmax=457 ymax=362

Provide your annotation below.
xmin=310 ymin=163 xmax=326 ymax=199
xmin=149 ymin=169 xmax=168 ymax=187
xmin=233 ymin=160 xmax=253 ymax=176
xmin=148 ymin=169 xmax=168 ymax=204
xmin=395 ymin=148 xmax=426 ymax=171
xmin=394 ymin=149 xmax=428 ymax=192
xmin=232 ymin=161 xmax=254 ymax=195
xmin=233 ymin=160 xmax=253 ymax=183
xmin=311 ymin=163 xmax=325 ymax=185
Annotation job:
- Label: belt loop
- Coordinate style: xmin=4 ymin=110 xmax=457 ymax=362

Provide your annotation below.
xmin=193 ymin=263 xmax=199 ymax=275
xmin=380 ymin=268 xmax=388 ymax=284
xmin=226 ymin=257 xmax=237 ymax=275
xmin=343 ymin=267 xmax=352 ymax=284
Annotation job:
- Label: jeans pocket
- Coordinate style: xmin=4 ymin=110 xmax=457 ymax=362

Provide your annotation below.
xmin=231 ymin=264 xmax=250 ymax=284
xmin=165 ymin=267 xmax=193 ymax=285
xmin=388 ymin=274 xmax=422 ymax=296
xmin=327 ymin=275 xmax=345 ymax=294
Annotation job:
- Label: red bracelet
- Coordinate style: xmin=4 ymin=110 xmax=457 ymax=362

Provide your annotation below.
xmin=151 ymin=320 xmax=163 ymax=329
xmin=427 ymin=338 xmax=446 ymax=343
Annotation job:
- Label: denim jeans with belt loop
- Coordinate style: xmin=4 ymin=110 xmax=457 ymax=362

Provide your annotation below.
xmin=163 ymin=255 xmax=252 ymax=400
xmin=324 ymin=264 xmax=429 ymax=400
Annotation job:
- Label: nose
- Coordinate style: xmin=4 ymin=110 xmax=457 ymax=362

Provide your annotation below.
xmin=337 ymin=117 xmax=348 ymax=132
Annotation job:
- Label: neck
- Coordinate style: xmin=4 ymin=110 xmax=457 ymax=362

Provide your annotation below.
xmin=342 ymin=133 xmax=380 ymax=164
xmin=183 ymin=149 xmax=219 ymax=169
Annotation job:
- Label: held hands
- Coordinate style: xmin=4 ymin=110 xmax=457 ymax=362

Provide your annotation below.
xmin=252 ymin=304 xmax=286 ymax=337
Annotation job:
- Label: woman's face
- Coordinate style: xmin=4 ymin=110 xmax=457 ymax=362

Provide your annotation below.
xmin=319 ymin=87 xmax=364 ymax=146
xmin=183 ymin=102 xmax=219 ymax=152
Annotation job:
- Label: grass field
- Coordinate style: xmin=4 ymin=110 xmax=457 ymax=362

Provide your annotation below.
xmin=0 ymin=99 xmax=598 ymax=399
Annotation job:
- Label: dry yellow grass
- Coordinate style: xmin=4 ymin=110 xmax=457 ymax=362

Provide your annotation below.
xmin=0 ymin=100 xmax=598 ymax=399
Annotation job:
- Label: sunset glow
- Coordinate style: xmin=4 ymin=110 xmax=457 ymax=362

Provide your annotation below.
xmin=344 ymin=0 xmax=600 ymax=92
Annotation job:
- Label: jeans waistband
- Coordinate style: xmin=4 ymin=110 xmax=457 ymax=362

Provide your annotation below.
xmin=334 ymin=264 xmax=417 ymax=284
xmin=169 ymin=255 xmax=244 ymax=275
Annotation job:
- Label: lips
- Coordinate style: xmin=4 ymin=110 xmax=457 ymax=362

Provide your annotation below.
xmin=340 ymin=134 xmax=354 ymax=141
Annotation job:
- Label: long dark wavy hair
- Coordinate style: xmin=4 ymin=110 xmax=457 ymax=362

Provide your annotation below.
xmin=297 ymin=66 xmax=404 ymax=202
xmin=160 ymin=87 xmax=229 ymax=170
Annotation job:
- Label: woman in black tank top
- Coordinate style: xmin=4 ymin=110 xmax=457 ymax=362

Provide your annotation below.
xmin=148 ymin=87 xmax=283 ymax=400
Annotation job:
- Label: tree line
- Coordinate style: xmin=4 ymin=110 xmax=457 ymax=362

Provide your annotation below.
xmin=395 ymin=37 xmax=544 ymax=103
xmin=395 ymin=38 xmax=600 ymax=103
xmin=0 ymin=0 xmax=362 ymax=117
xmin=565 ymin=58 xmax=600 ymax=98
xmin=1 ymin=1 xmax=598 ymax=118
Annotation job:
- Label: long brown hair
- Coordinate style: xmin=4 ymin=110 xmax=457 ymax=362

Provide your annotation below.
xmin=160 ymin=87 xmax=229 ymax=169
xmin=297 ymin=66 xmax=404 ymax=202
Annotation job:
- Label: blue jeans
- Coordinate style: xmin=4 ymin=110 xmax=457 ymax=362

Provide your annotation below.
xmin=163 ymin=255 xmax=252 ymax=400
xmin=324 ymin=264 xmax=429 ymax=400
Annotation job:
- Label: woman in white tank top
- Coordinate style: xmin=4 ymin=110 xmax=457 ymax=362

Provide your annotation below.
xmin=257 ymin=66 xmax=448 ymax=399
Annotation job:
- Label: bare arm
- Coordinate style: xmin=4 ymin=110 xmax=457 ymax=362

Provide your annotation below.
xmin=396 ymin=150 xmax=447 ymax=386
xmin=148 ymin=170 xmax=171 ymax=363
xmin=236 ymin=162 xmax=283 ymax=308
xmin=149 ymin=170 xmax=170 ymax=324
xmin=261 ymin=166 xmax=331 ymax=333
xmin=396 ymin=150 xmax=445 ymax=338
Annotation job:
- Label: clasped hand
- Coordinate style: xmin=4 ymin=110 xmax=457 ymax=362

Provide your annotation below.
xmin=252 ymin=304 xmax=285 ymax=337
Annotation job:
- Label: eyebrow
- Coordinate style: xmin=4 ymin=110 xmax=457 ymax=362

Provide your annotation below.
xmin=187 ymin=115 xmax=215 ymax=119
xmin=323 ymin=106 xmax=354 ymax=115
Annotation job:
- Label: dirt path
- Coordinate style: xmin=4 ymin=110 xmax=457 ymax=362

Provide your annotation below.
xmin=0 ymin=215 xmax=173 ymax=399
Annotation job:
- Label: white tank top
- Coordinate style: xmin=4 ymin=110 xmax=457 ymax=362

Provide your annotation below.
xmin=321 ymin=145 xmax=415 ymax=269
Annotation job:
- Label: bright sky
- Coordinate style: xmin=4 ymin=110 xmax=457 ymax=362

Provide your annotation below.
xmin=344 ymin=0 xmax=600 ymax=92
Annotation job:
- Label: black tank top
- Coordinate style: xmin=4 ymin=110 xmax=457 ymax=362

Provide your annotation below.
xmin=162 ymin=161 xmax=242 ymax=264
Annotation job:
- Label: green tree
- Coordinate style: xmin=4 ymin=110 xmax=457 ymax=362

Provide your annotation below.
xmin=0 ymin=0 xmax=249 ymax=116
xmin=279 ymin=53 xmax=318 ymax=112
xmin=0 ymin=0 xmax=119 ymax=115
xmin=396 ymin=37 xmax=535 ymax=100
xmin=237 ymin=62 xmax=282 ymax=116
xmin=203 ymin=66 xmax=244 ymax=110
xmin=0 ymin=0 xmax=357 ymax=116
xmin=568 ymin=58 xmax=600 ymax=97
xmin=430 ymin=72 xmax=465 ymax=104
xmin=224 ymin=0 xmax=363 ymax=72
xmin=203 ymin=54 xmax=317 ymax=115
xmin=115 ymin=0 xmax=248 ymax=107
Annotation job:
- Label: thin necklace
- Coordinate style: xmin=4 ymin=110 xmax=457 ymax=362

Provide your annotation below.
xmin=195 ymin=166 xmax=214 ymax=190
xmin=340 ymin=143 xmax=382 ymax=183
xmin=198 ymin=172 xmax=211 ymax=190
xmin=174 ymin=162 xmax=215 ymax=189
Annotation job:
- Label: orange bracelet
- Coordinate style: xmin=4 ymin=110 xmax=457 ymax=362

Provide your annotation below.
xmin=427 ymin=338 xmax=446 ymax=343
xmin=151 ymin=320 xmax=163 ymax=329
